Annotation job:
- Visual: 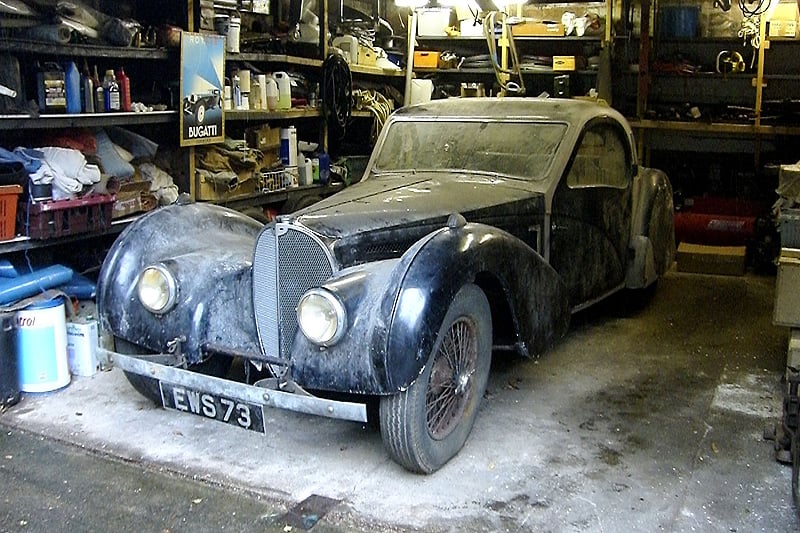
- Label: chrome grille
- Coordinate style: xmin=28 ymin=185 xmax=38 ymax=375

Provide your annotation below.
xmin=253 ymin=222 xmax=336 ymax=365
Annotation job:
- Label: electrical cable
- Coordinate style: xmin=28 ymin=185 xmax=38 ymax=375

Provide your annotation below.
xmin=483 ymin=11 xmax=526 ymax=96
xmin=352 ymin=89 xmax=394 ymax=144
xmin=321 ymin=53 xmax=352 ymax=139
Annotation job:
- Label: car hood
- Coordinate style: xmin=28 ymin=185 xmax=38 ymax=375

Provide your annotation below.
xmin=292 ymin=172 xmax=545 ymax=267
xmin=296 ymin=172 xmax=541 ymax=238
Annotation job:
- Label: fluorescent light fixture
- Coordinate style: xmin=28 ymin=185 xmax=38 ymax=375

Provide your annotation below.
xmin=394 ymin=0 xmax=429 ymax=7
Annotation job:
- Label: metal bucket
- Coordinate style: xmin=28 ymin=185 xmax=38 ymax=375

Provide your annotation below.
xmin=0 ymin=311 xmax=19 ymax=408
xmin=16 ymin=297 xmax=70 ymax=392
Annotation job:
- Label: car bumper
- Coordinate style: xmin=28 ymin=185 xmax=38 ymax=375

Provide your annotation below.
xmin=102 ymin=349 xmax=369 ymax=424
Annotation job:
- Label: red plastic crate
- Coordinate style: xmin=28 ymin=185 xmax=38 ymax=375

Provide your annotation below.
xmin=18 ymin=194 xmax=116 ymax=239
xmin=0 ymin=184 xmax=22 ymax=241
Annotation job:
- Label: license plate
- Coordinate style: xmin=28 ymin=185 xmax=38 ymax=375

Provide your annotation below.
xmin=159 ymin=381 xmax=266 ymax=434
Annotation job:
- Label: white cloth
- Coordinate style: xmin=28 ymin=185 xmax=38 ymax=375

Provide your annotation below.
xmin=37 ymin=146 xmax=101 ymax=200
xmin=139 ymin=162 xmax=179 ymax=205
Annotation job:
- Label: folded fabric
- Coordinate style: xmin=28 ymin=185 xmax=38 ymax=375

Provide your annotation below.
xmin=0 ymin=146 xmax=42 ymax=174
xmin=108 ymin=127 xmax=159 ymax=160
xmin=94 ymin=128 xmax=134 ymax=178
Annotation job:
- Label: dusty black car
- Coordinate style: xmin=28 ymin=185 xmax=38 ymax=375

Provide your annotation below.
xmin=98 ymin=98 xmax=675 ymax=473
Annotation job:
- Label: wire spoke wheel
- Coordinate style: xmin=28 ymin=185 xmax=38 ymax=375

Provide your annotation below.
xmin=380 ymin=284 xmax=492 ymax=474
xmin=426 ymin=317 xmax=478 ymax=440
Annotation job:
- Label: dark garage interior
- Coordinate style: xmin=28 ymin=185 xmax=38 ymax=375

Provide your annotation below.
xmin=1 ymin=0 xmax=800 ymax=530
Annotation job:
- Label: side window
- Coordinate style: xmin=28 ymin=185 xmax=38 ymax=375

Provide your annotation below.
xmin=566 ymin=124 xmax=630 ymax=189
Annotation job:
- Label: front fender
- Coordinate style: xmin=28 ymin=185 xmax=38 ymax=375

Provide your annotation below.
xmin=97 ymin=203 xmax=263 ymax=363
xmin=290 ymin=221 xmax=570 ymax=394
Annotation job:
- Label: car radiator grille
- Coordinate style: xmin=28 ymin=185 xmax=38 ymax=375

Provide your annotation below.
xmin=253 ymin=223 xmax=336 ymax=365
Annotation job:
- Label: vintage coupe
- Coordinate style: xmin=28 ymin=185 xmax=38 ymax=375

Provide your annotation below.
xmin=98 ymin=98 xmax=675 ymax=474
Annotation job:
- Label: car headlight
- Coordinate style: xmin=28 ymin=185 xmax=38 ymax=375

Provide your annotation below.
xmin=296 ymin=288 xmax=346 ymax=346
xmin=137 ymin=264 xmax=177 ymax=314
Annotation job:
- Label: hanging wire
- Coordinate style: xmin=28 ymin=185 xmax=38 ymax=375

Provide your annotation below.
xmin=483 ymin=11 xmax=526 ymax=96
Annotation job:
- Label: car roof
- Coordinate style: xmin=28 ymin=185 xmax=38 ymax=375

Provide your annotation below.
xmin=393 ymin=97 xmax=624 ymax=127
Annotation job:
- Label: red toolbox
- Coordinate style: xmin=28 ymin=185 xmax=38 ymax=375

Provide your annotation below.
xmin=18 ymin=194 xmax=116 ymax=239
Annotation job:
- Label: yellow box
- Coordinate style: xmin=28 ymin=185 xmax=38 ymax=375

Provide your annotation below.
xmin=358 ymin=45 xmax=377 ymax=67
xmin=553 ymin=56 xmax=576 ymax=71
xmin=414 ymin=51 xmax=439 ymax=69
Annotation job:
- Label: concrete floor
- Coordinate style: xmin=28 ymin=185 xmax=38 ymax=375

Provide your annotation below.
xmin=1 ymin=270 xmax=798 ymax=532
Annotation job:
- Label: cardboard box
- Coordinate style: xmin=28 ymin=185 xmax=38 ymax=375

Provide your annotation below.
xmin=769 ymin=2 xmax=799 ymax=37
xmin=414 ymin=51 xmax=439 ymax=69
xmin=677 ymin=242 xmax=746 ymax=276
xmin=358 ymin=45 xmax=377 ymax=67
xmin=512 ymin=21 xmax=564 ymax=37
xmin=553 ymin=56 xmax=576 ymax=71
xmin=195 ymin=171 xmax=260 ymax=201
xmin=775 ymin=248 xmax=800 ymax=326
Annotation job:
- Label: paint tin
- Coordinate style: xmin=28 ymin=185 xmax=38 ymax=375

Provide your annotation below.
xmin=16 ymin=297 xmax=70 ymax=392
xmin=66 ymin=318 xmax=99 ymax=377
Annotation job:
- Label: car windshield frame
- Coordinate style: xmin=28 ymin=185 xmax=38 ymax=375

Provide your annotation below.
xmin=369 ymin=117 xmax=568 ymax=182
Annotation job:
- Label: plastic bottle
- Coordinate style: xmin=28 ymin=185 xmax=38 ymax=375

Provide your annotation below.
xmin=274 ymin=71 xmax=291 ymax=110
xmin=115 ymin=66 xmax=131 ymax=112
xmin=37 ymin=62 xmax=66 ymax=113
xmin=232 ymin=73 xmax=242 ymax=109
xmin=80 ymin=60 xmax=94 ymax=113
xmin=64 ymin=61 xmax=81 ymax=114
xmin=93 ymin=65 xmax=104 ymax=112
xmin=103 ymin=69 xmax=120 ymax=112
xmin=265 ymin=75 xmax=278 ymax=111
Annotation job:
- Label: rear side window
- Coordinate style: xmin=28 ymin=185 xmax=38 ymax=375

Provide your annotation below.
xmin=566 ymin=124 xmax=630 ymax=189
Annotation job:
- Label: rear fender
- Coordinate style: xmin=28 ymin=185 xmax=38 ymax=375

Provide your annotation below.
xmin=626 ymin=168 xmax=676 ymax=288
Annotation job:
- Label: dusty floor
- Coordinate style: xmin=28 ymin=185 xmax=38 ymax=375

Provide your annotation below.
xmin=1 ymin=270 xmax=798 ymax=532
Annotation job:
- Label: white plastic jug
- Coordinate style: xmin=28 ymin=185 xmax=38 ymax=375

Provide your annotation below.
xmin=265 ymin=75 xmax=278 ymax=111
xmin=274 ymin=71 xmax=291 ymax=110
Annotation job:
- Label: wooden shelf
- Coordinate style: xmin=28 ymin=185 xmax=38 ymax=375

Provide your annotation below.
xmin=230 ymin=53 xmax=323 ymax=68
xmin=628 ymin=119 xmax=800 ymax=137
xmin=224 ymin=108 xmax=321 ymax=121
xmin=350 ymin=64 xmax=406 ymax=77
xmin=0 ymin=38 xmax=171 ymax=59
xmin=0 ymin=110 xmax=177 ymax=130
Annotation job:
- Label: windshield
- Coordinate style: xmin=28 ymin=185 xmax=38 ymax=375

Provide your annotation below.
xmin=372 ymin=119 xmax=567 ymax=181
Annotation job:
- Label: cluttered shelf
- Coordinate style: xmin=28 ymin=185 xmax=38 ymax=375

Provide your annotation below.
xmin=0 ymin=110 xmax=177 ymax=130
xmin=0 ymin=212 xmax=139 ymax=256
xmin=416 ymin=35 xmax=603 ymax=43
xmin=414 ymin=67 xmax=599 ymax=76
xmin=628 ymin=119 xmax=800 ymax=137
xmin=0 ymin=38 xmax=172 ymax=60
xmin=208 ymin=182 xmax=344 ymax=212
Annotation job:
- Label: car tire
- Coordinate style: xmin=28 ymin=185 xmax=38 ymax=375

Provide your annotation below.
xmin=194 ymin=103 xmax=206 ymax=124
xmin=379 ymin=283 xmax=492 ymax=474
xmin=116 ymin=337 xmax=232 ymax=405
